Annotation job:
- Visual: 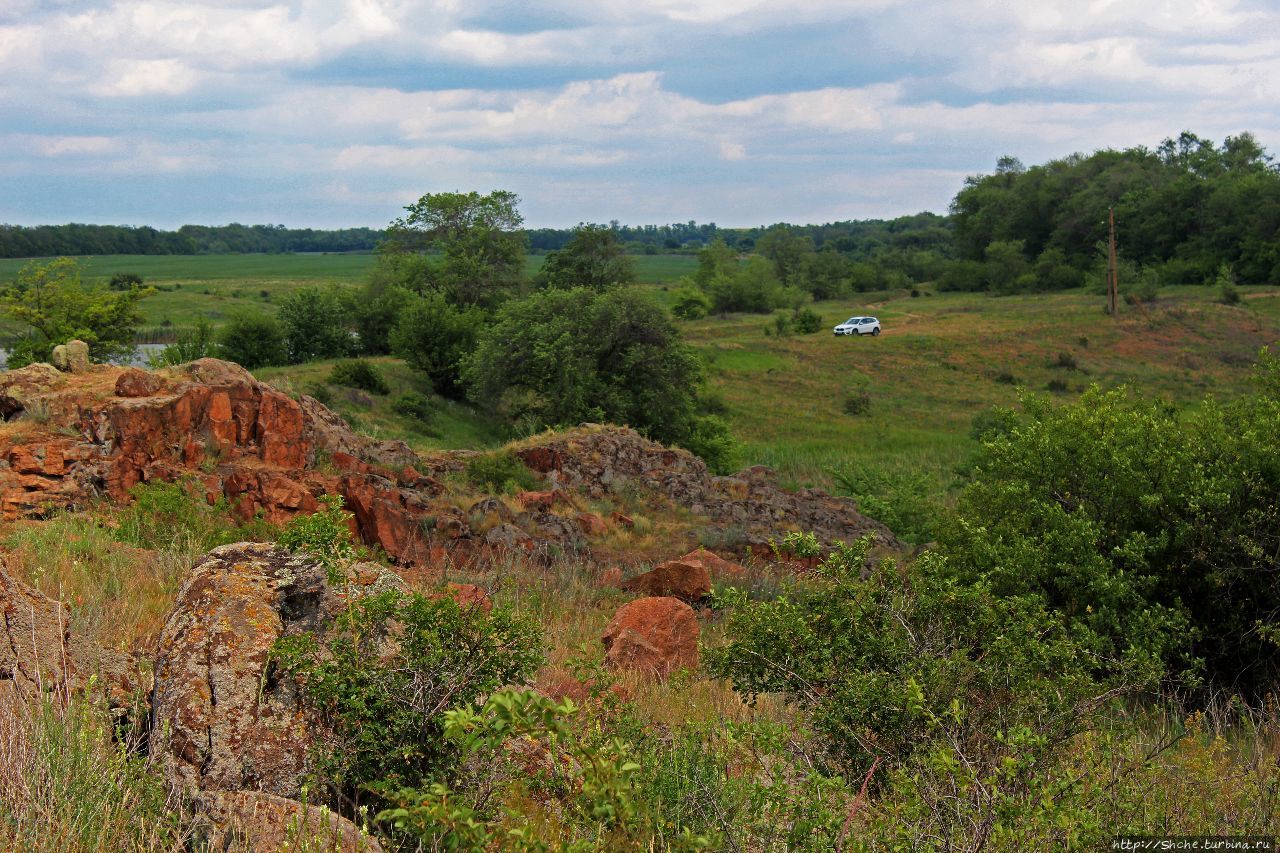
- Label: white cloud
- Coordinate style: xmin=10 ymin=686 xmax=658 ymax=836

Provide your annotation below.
xmin=91 ymin=58 xmax=200 ymax=96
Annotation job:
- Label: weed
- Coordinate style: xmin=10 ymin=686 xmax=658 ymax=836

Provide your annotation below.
xmin=843 ymin=389 xmax=871 ymax=416
xmin=465 ymin=451 xmax=540 ymax=493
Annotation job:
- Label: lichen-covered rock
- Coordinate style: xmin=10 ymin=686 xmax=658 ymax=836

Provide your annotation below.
xmin=198 ymin=790 xmax=383 ymax=852
xmin=602 ymin=596 xmax=699 ymax=678
xmin=675 ymin=547 xmax=745 ymax=580
xmin=620 ymin=559 xmax=711 ymax=602
xmin=149 ymin=542 xmax=406 ymax=798
xmin=63 ymin=340 xmax=90 ymax=373
xmin=115 ymin=368 xmax=167 ymax=398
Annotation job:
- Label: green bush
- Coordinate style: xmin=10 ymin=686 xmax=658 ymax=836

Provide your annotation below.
xmin=941 ymin=364 xmax=1280 ymax=696
xmin=670 ymin=287 xmax=712 ymax=320
xmin=831 ymin=463 xmax=941 ymax=544
xmin=327 ymin=359 xmax=389 ymax=395
xmin=389 ymin=292 xmax=484 ymax=399
xmin=391 ymin=391 xmax=435 ymax=425
xmin=277 ymin=287 xmax=354 ymax=363
xmin=465 ymin=450 xmax=540 ymax=492
xmin=707 ymin=538 xmax=1125 ymax=779
xmin=791 ymin=307 xmax=822 ymax=334
xmin=277 ymin=494 xmax=358 ymax=583
xmin=217 ymin=311 xmax=287 ymax=369
xmin=107 ymin=272 xmax=143 ymax=291
xmin=154 ymin=317 xmax=215 ymax=367
xmin=271 ymin=593 xmax=542 ymax=818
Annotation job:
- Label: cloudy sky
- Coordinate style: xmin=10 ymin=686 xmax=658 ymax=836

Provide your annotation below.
xmin=2 ymin=0 xmax=1278 ymax=229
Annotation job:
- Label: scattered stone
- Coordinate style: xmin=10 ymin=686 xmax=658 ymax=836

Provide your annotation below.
xmin=516 ymin=489 xmax=572 ymax=512
xmin=484 ymin=523 xmax=534 ymax=552
xmin=114 ymin=368 xmax=165 ymax=398
xmin=620 ymin=559 xmax=711 ymax=602
xmin=63 ymin=339 xmax=91 ymax=373
xmin=676 ymin=547 xmax=745 ymax=580
xmin=595 ymin=566 xmax=623 ymax=588
xmin=576 ymin=511 xmax=609 ymax=536
xmin=198 ymin=790 xmax=383 ymax=853
xmin=602 ymin=596 xmax=699 ymax=678
xmin=609 ymin=511 xmax=635 ymax=529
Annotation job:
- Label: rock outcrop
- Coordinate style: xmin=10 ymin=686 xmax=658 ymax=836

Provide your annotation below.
xmin=150 ymin=542 xmax=405 ymax=799
xmin=197 ymin=790 xmax=383 ymax=853
xmin=517 ymin=425 xmax=899 ymax=549
xmin=601 ymin=597 xmax=699 ymax=678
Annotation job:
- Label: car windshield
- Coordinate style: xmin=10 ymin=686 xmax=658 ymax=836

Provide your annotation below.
xmin=844 ymin=317 xmax=861 ymax=324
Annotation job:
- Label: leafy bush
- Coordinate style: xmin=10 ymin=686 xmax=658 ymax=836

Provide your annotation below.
xmin=680 ymin=414 xmax=739 ymax=475
xmin=465 ymin=288 xmax=721 ymax=464
xmin=842 ymin=389 xmax=871 ymax=415
xmin=1046 ymin=377 xmax=1069 ymax=393
xmin=107 ymin=272 xmax=143 ymax=291
xmin=769 ymin=530 xmax=821 ymax=560
xmin=465 ymin=450 xmax=540 ymax=492
xmin=389 ymin=292 xmax=484 ymax=399
xmin=941 ymin=366 xmax=1280 ymax=696
xmin=831 ymin=463 xmax=941 ymax=544
xmin=277 ymin=495 xmax=357 ymax=583
xmin=670 ymin=288 xmax=712 ymax=320
xmin=153 ymin=318 xmax=215 ymax=367
xmin=391 ymin=391 xmax=435 ymax=425
xmin=217 ymin=311 xmax=287 ymax=369
xmin=271 ymin=593 xmax=542 ymax=816
xmin=791 ymin=307 xmax=823 ymax=334
xmin=1052 ymin=351 xmax=1078 ymax=370
xmin=327 ymin=359 xmax=389 ymax=395
xmin=708 ymin=538 xmax=1126 ymax=779
xmin=277 ymin=287 xmax=354 ymax=363
xmin=969 ymin=405 xmax=1018 ymax=442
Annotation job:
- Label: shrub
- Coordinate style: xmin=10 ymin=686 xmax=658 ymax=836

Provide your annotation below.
xmin=277 ymin=287 xmax=353 ymax=363
xmin=1046 ymin=377 xmax=1069 ymax=393
xmin=107 ymin=272 xmax=143 ymax=291
xmin=791 ymin=307 xmax=822 ymax=334
xmin=391 ymin=391 xmax=435 ymax=425
xmin=969 ymin=405 xmax=1018 ymax=442
xmin=465 ymin=450 xmax=540 ymax=492
xmin=389 ymin=293 xmax=484 ymax=399
xmin=272 ymin=593 xmax=542 ymax=820
xmin=277 ymin=494 xmax=358 ymax=583
xmin=153 ymin=317 xmax=215 ymax=367
xmin=680 ymin=414 xmax=739 ymax=475
xmin=842 ymin=389 xmax=871 ymax=415
xmin=464 ymin=288 xmax=720 ymax=464
xmin=327 ymin=359 xmax=389 ymax=395
xmin=216 ymin=311 xmax=287 ymax=369
xmin=707 ymin=539 xmax=1127 ymax=778
xmin=994 ymin=369 xmax=1017 ymax=384
xmin=670 ymin=287 xmax=712 ymax=320
xmin=1053 ymin=351 xmax=1078 ymax=370
xmin=941 ymin=370 xmax=1280 ymax=697
xmin=305 ymin=382 xmax=334 ymax=407
xmin=831 ymin=463 xmax=940 ymax=544
xmin=770 ymin=313 xmax=792 ymax=337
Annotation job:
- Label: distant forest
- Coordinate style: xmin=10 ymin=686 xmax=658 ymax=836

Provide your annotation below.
xmin=4 ymin=131 xmax=1277 ymax=287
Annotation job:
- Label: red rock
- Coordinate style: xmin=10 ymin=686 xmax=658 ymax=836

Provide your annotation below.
xmin=516 ymin=489 xmax=571 ymax=512
xmin=576 ymin=511 xmax=608 ymax=536
xmin=114 ymin=368 xmax=165 ymax=398
xmin=595 ymin=566 xmax=623 ymax=588
xmin=601 ymin=597 xmax=699 ymax=678
xmin=620 ymin=559 xmax=711 ymax=602
xmin=434 ymin=582 xmax=492 ymax=614
xmin=609 ymin=511 xmax=635 ymax=529
xmin=677 ymin=547 xmax=745 ymax=580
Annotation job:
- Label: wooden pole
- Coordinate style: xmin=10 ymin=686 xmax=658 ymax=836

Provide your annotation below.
xmin=1108 ymin=207 xmax=1118 ymax=315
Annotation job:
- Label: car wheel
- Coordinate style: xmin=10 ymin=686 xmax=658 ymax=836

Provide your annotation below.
xmin=872 ymin=327 xmax=880 ymax=336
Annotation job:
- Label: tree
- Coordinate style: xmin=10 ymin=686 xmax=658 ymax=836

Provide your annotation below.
xmin=381 ymin=190 xmax=527 ymax=309
xmin=0 ymin=257 xmax=152 ymax=367
xmin=532 ymin=224 xmax=635 ymax=291
xmin=389 ymin=293 xmax=485 ymax=399
xmin=277 ymin=287 xmax=353 ymax=363
xmin=216 ymin=311 xmax=287 ymax=369
xmin=463 ymin=288 xmax=733 ymax=468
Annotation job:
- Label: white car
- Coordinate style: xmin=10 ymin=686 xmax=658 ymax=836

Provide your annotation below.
xmin=834 ymin=316 xmax=881 ymax=336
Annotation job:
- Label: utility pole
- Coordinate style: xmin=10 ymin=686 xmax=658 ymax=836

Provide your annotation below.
xmin=1108 ymin=207 xmax=1119 ymax=316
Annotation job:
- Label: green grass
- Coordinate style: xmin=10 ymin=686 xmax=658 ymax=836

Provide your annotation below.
xmin=681 ymin=286 xmax=1280 ymax=503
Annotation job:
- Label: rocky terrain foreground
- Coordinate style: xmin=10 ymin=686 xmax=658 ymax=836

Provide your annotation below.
xmin=0 ymin=357 xmax=896 ymax=848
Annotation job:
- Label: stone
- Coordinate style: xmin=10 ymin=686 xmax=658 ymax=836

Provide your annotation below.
xmin=434 ymin=581 xmax=492 ymax=614
xmin=50 ymin=345 xmax=68 ymax=371
xmin=676 ymin=547 xmax=746 ymax=580
xmin=516 ymin=489 xmax=571 ymax=512
xmin=601 ymin=597 xmax=699 ymax=678
xmin=484 ymin=523 xmax=534 ymax=552
xmin=149 ymin=542 xmax=406 ymax=799
xmin=576 ymin=512 xmax=609 ymax=537
xmin=198 ymin=790 xmax=383 ymax=852
xmin=63 ymin=339 xmax=90 ymax=373
xmin=115 ymin=368 xmax=166 ymax=398
xmin=620 ymin=559 xmax=711 ymax=602
xmin=595 ymin=566 xmax=623 ymax=588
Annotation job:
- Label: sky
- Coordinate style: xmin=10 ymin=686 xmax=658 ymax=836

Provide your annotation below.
xmin=2 ymin=0 xmax=1279 ymax=230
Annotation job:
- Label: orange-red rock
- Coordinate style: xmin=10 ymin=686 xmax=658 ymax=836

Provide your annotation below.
xmin=576 ymin=511 xmax=608 ymax=536
xmin=595 ymin=566 xmax=623 ymax=588
xmin=620 ymin=559 xmax=711 ymax=602
xmin=601 ymin=597 xmax=699 ymax=678
xmin=114 ymin=368 xmax=165 ymax=398
xmin=677 ymin=547 xmax=745 ymax=580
